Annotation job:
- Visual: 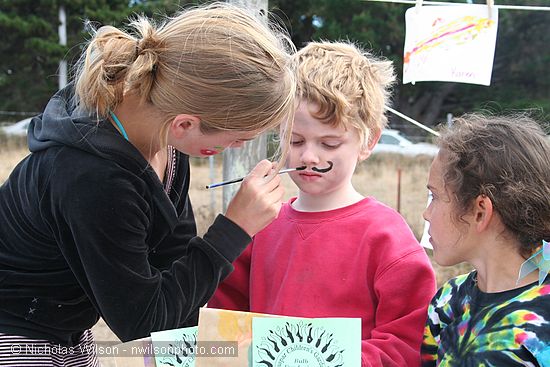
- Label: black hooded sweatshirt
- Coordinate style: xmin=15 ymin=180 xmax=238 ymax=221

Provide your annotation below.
xmin=0 ymin=85 xmax=251 ymax=346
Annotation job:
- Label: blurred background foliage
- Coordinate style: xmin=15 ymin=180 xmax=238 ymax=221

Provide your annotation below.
xmin=1 ymin=0 xmax=548 ymax=135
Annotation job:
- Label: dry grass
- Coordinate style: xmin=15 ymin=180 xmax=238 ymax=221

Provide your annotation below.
xmin=0 ymin=146 xmax=29 ymax=185
xmin=0 ymin=145 xmax=471 ymax=366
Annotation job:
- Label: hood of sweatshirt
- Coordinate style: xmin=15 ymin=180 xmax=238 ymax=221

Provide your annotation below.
xmin=26 ymin=84 xmax=182 ymax=231
xmin=28 ymin=84 xmax=150 ymax=174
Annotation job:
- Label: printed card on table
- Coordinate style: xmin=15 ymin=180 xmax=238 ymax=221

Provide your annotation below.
xmin=252 ymin=317 xmax=361 ymax=367
xmin=150 ymin=326 xmax=198 ymax=367
xmin=403 ymin=4 xmax=498 ymax=86
xmin=195 ymin=307 xmax=283 ymax=367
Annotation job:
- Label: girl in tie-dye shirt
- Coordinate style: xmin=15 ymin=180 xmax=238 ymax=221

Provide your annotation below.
xmin=421 ymin=114 xmax=550 ymax=367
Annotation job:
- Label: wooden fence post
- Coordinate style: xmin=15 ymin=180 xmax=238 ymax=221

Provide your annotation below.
xmin=222 ymin=0 xmax=269 ymax=212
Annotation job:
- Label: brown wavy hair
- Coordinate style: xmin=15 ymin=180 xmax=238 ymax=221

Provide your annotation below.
xmin=437 ymin=113 xmax=550 ymax=256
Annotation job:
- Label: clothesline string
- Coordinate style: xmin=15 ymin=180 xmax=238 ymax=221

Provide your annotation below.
xmin=387 ymin=107 xmax=441 ymax=137
xmin=364 ymin=0 xmax=550 ymax=11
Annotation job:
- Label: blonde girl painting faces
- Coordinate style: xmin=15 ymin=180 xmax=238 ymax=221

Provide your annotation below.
xmin=0 ymin=3 xmax=296 ymax=366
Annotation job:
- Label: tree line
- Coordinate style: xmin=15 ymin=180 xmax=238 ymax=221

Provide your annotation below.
xmin=1 ymin=0 xmax=548 ymax=134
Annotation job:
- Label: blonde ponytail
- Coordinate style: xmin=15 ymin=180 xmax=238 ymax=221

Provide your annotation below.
xmin=126 ymin=17 xmax=164 ymax=106
xmin=74 ymin=2 xmax=296 ymax=161
xmin=75 ymin=26 xmax=135 ymax=117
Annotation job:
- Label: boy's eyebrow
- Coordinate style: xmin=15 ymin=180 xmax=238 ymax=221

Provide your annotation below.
xmin=291 ymin=132 xmax=344 ymax=139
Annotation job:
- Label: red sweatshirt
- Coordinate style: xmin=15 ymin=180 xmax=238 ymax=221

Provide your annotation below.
xmin=209 ymin=197 xmax=436 ymax=367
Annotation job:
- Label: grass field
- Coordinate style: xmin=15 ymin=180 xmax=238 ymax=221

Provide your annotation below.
xmin=0 ymin=143 xmax=471 ymax=366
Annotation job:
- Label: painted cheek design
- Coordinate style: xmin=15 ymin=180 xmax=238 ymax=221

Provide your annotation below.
xmin=200 ymin=149 xmax=220 ymax=156
xmin=311 ymin=161 xmax=334 ymax=173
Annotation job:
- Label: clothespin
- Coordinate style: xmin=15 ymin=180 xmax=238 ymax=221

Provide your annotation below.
xmin=487 ymin=0 xmax=495 ymax=20
xmin=416 ymin=0 xmax=423 ymax=14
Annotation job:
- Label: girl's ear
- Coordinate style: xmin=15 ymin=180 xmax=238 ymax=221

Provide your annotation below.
xmin=358 ymin=130 xmax=382 ymax=161
xmin=473 ymin=194 xmax=494 ymax=232
xmin=170 ymin=114 xmax=201 ymax=139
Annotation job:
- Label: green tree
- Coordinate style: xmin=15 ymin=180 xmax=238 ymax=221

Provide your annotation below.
xmin=2 ymin=0 xmax=548 ymax=127
xmin=0 ymin=0 xmax=194 ymax=117
xmin=0 ymin=0 xmax=67 ymax=114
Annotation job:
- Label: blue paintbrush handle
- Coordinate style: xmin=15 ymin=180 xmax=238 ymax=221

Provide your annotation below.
xmin=205 ymin=167 xmax=301 ymax=189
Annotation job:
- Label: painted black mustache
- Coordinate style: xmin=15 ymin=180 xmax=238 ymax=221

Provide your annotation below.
xmin=311 ymin=161 xmax=334 ymax=173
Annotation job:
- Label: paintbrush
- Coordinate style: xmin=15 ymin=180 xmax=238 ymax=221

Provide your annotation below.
xmin=206 ymin=166 xmax=306 ymax=189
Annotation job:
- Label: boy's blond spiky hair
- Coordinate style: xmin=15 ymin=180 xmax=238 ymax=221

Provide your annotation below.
xmin=291 ymin=41 xmax=395 ymax=147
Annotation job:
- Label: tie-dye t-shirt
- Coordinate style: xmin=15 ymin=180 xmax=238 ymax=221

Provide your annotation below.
xmin=421 ymin=271 xmax=550 ymax=367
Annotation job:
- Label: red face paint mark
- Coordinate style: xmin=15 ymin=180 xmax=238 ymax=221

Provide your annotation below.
xmin=200 ymin=149 xmax=219 ymax=156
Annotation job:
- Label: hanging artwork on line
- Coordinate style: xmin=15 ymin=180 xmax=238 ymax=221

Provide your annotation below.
xmin=403 ymin=4 xmax=498 ymax=86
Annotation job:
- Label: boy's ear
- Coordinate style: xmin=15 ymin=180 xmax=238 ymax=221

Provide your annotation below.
xmin=473 ymin=194 xmax=494 ymax=232
xmin=170 ymin=114 xmax=201 ymax=139
xmin=358 ymin=129 xmax=382 ymax=161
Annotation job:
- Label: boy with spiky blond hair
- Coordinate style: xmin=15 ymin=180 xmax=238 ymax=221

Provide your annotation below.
xmin=210 ymin=41 xmax=436 ymax=367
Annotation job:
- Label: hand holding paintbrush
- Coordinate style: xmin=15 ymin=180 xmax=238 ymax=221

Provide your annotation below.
xmin=206 ymin=166 xmax=307 ymax=189
xmin=223 ymin=160 xmax=298 ymax=237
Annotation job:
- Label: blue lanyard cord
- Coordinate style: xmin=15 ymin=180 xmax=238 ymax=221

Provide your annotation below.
xmin=109 ymin=111 xmax=129 ymax=141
